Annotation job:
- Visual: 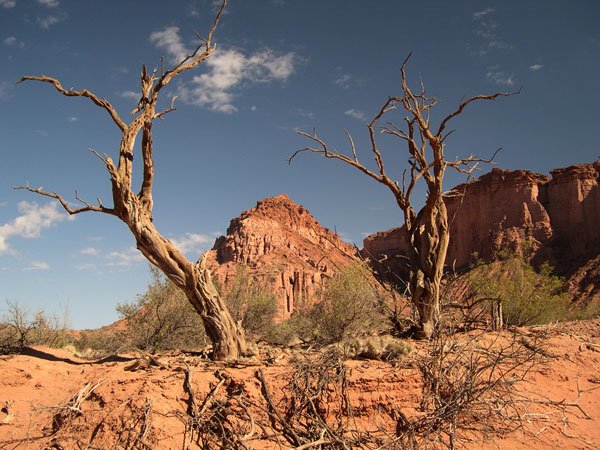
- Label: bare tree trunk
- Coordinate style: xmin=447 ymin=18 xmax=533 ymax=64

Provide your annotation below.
xmin=409 ymin=199 xmax=449 ymax=339
xmin=16 ymin=0 xmax=248 ymax=360
xmin=293 ymin=53 xmax=512 ymax=338
xmin=127 ymin=208 xmax=247 ymax=360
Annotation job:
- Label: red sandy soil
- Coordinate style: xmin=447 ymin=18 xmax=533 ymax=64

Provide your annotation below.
xmin=0 ymin=320 xmax=599 ymax=449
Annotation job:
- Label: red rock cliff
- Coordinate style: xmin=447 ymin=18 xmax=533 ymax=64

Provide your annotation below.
xmin=363 ymin=159 xmax=600 ymax=287
xmin=205 ymin=194 xmax=358 ymax=321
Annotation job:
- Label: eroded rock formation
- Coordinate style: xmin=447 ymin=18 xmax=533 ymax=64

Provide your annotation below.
xmin=205 ymin=194 xmax=358 ymax=321
xmin=362 ymin=160 xmax=600 ymax=302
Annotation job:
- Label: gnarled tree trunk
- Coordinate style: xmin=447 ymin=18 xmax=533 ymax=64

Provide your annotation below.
xmin=17 ymin=0 xmax=248 ymax=360
xmin=294 ymin=53 xmax=512 ymax=339
xmin=408 ymin=198 xmax=449 ymax=338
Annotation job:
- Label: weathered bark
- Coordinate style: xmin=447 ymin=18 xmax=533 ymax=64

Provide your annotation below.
xmin=409 ymin=199 xmax=449 ymax=338
xmin=293 ymin=53 xmax=513 ymax=339
xmin=16 ymin=0 xmax=248 ymax=360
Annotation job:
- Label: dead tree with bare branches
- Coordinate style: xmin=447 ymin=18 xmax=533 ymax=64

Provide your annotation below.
xmin=16 ymin=0 xmax=248 ymax=360
xmin=291 ymin=54 xmax=515 ymax=339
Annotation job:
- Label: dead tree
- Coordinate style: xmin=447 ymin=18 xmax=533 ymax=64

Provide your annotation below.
xmin=15 ymin=0 xmax=248 ymax=360
xmin=291 ymin=54 xmax=514 ymax=339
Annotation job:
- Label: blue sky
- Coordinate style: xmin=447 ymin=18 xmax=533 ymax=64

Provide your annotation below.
xmin=1 ymin=0 xmax=599 ymax=328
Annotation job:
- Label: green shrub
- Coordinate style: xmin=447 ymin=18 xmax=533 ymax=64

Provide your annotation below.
xmin=0 ymin=301 xmax=72 ymax=353
xmin=466 ymin=258 xmax=570 ymax=327
xmin=72 ymin=328 xmax=124 ymax=357
xmin=113 ymin=266 xmax=208 ymax=353
xmin=223 ymin=266 xmax=278 ymax=340
xmin=287 ymin=263 xmax=389 ymax=346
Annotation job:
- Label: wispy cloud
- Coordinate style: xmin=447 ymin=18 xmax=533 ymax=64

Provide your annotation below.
xmin=80 ymin=247 xmax=98 ymax=256
xmin=178 ymin=47 xmax=297 ymax=113
xmin=3 ymin=36 xmax=24 ymax=48
xmin=0 ymin=0 xmax=16 ymax=8
xmin=0 ymin=201 xmax=67 ymax=255
xmin=149 ymin=25 xmax=297 ymax=113
xmin=334 ymin=74 xmax=352 ymax=89
xmin=344 ymin=108 xmax=367 ymax=121
xmin=333 ymin=69 xmax=361 ymax=90
xmin=37 ymin=12 xmax=67 ymax=29
xmin=24 ymin=261 xmax=49 ymax=271
xmin=472 ymin=8 xmax=512 ymax=56
xmin=486 ymin=67 xmax=514 ymax=86
xmin=529 ymin=64 xmax=544 ymax=71
xmin=67 ymin=116 xmax=78 ymax=123
xmin=37 ymin=0 xmax=59 ymax=7
xmin=106 ymin=247 xmax=145 ymax=267
xmin=119 ymin=90 xmax=139 ymax=100
xmin=75 ymin=263 xmax=97 ymax=271
xmin=149 ymin=26 xmax=189 ymax=63
xmin=170 ymin=233 xmax=216 ymax=255
xmin=473 ymin=7 xmax=494 ymax=20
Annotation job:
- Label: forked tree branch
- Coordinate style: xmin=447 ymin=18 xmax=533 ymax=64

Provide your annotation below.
xmin=437 ymin=88 xmax=521 ymax=137
xmin=17 ymin=76 xmax=127 ymax=132
xmin=13 ymin=185 xmax=115 ymax=216
xmin=152 ymin=0 xmax=227 ymax=99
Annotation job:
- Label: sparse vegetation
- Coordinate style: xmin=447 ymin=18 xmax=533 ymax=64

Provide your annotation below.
xmin=113 ymin=266 xmax=208 ymax=353
xmin=268 ymin=263 xmax=390 ymax=346
xmin=0 ymin=300 xmax=71 ymax=353
xmin=463 ymin=257 xmax=570 ymax=327
xmin=222 ymin=266 xmax=278 ymax=340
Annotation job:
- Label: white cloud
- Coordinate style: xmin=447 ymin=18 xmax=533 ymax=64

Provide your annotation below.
xmin=471 ymin=8 xmax=513 ymax=56
xmin=178 ymin=48 xmax=297 ymax=113
xmin=0 ymin=0 xmax=16 ymax=8
xmin=149 ymin=24 xmax=297 ymax=113
xmin=119 ymin=90 xmax=139 ymax=100
xmin=170 ymin=233 xmax=214 ymax=255
xmin=80 ymin=247 xmax=98 ymax=256
xmin=334 ymin=74 xmax=353 ymax=89
xmin=530 ymin=64 xmax=544 ymax=71
xmin=344 ymin=108 xmax=367 ymax=121
xmin=3 ymin=36 xmax=24 ymax=48
xmin=106 ymin=247 xmax=145 ymax=267
xmin=473 ymin=8 xmax=494 ymax=20
xmin=67 ymin=116 xmax=78 ymax=122
xmin=149 ymin=26 xmax=188 ymax=63
xmin=24 ymin=261 xmax=49 ymax=271
xmin=37 ymin=0 xmax=59 ymax=7
xmin=250 ymin=105 xmax=257 ymax=112
xmin=37 ymin=12 xmax=67 ymax=29
xmin=0 ymin=201 xmax=67 ymax=255
xmin=486 ymin=68 xmax=514 ymax=86
xmin=75 ymin=263 xmax=97 ymax=271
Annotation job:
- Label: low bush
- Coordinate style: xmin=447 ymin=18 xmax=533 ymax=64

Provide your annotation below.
xmin=112 ymin=266 xmax=208 ymax=353
xmin=464 ymin=258 xmax=570 ymax=327
xmin=268 ymin=263 xmax=390 ymax=346
xmin=0 ymin=300 xmax=72 ymax=353
xmin=222 ymin=266 xmax=278 ymax=340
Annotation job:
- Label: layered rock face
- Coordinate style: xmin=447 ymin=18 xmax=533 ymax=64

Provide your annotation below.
xmin=362 ymin=160 xmax=600 ymax=301
xmin=205 ymin=195 xmax=358 ymax=321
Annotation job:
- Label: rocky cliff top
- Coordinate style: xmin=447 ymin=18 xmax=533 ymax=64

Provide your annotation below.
xmin=362 ymin=159 xmax=600 ymax=305
xmin=206 ymin=194 xmax=358 ymax=320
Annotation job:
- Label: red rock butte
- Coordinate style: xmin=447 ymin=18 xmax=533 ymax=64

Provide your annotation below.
xmin=203 ymin=160 xmax=599 ymax=318
xmin=205 ymin=194 xmax=358 ymax=321
xmin=363 ymin=159 xmax=600 ymax=305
